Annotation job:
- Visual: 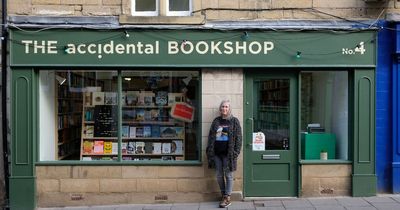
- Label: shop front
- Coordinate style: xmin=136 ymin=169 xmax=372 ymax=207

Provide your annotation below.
xmin=9 ymin=28 xmax=377 ymax=209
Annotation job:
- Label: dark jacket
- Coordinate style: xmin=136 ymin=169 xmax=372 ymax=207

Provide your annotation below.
xmin=206 ymin=116 xmax=242 ymax=171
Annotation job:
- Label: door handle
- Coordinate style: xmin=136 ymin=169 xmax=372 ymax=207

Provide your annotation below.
xmin=247 ymin=118 xmax=254 ymax=148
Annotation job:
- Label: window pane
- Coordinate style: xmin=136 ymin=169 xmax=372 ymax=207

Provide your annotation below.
xmin=136 ymin=0 xmax=157 ymax=11
xmin=300 ymin=71 xmax=348 ymax=160
xmin=39 ymin=70 xmax=118 ymax=161
xmin=121 ymin=71 xmax=199 ymax=161
xmin=169 ymin=0 xmax=190 ymax=11
xmin=255 ymin=79 xmax=290 ymax=150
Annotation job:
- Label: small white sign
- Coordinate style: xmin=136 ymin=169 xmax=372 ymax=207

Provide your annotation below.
xmin=252 ymin=132 xmax=265 ymax=151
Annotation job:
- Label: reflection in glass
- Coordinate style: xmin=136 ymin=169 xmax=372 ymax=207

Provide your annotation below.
xmin=255 ymin=79 xmax=290 ymax=150
xmin=136 ymin=0 xmax=157 ymax=11
xmin=169 ymin=0 xmax=190 ymax=11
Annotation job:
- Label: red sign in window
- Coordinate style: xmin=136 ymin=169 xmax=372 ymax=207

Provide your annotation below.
xmin=170 ymin=102 xmax=195 ymax=122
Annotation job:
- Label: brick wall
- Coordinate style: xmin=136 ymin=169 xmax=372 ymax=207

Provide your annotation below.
xmin=8 ymin=0 xmax=400 ymax=21
xmin=36 ymin=69 xmax=244 ymax=207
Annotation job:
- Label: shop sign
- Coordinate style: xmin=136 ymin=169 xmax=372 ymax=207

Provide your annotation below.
xmin=252 ymin=132 xmax=265 ymax=151
xmin=10 ymin=29 xmax=376 ymax=67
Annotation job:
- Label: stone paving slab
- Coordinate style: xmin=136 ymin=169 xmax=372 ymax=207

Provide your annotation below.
xmin=255 ymin=207 xmax=285 ymax=210
xmin=171 ymin=203 xmax=200 ymax=210
xmin=391 ymin=196 xmax=400 ymax=203
xmin=282 ymin=200 xmax=313 ymax=208
xmin=260 ymin=200 xmax=284 ymax=207
xmin=371 ymin=203 xmax=400 ymax=210
xmin=336 ymin=198 xmax=371 ymax=207
xmin=307 ymin=198 xmax=340 ymax=206
xmin=363 ymin=197 xmax=398 ymax=203
xmin=343 ymin=207 xmax=377 ymax=210
xmin=314 ymin=205 xmax=346 ymax=210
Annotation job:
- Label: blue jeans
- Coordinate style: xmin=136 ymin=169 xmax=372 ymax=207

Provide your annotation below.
xmin=214 ymin=155 xmax=233 ymax=196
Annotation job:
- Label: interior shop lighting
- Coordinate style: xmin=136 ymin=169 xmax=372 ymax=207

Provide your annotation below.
xmin=55 ymin=75 xmax=67 ymax=85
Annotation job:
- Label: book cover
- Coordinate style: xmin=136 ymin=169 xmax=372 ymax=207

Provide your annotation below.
xmin=175 ymin=156 xmax=184 ymax=161
xmin=122 ymin=156 xmax=133 ymax=161
xmin=103 ymin=141 xmax=112 ymax=154
xmin=168 ymin=93 xmax=183 ymax=105
xmin=104 ymin=92 xmax=117 ymax=105
xmin=144 ymin=110 xmax=152 ymax=121
xmin=126 ymin=91 xmax=139 ymax=106
xmin=85 ymin=109 xmax=94 ymax=121
xmin=82 ymin=157 xmax=92 ymax=161
xmin=145 ymin=142 xmax=153 ymax=154
xmin=136 ymin=109 xmax=145 ymax=121
xmin=129 ymin=126 xmax=136 ymax=138
xmin=127 ymin=141 xmax=136 ymax=154
xmin=121 ymin=142 xmax=128 ymax=154
xmin=143 ymin=126 xmax=151 ymax=137
xmin=171 ymin=140 xmax=183 ymax=155
xmin=93 ymin=140 xmax=104 ymax=154
xmin=136 ymin=127 xmax=144 ymax=137
xmin=160 ymin=127 xmax=184 ymax=138
xmin=153 ymin=142 xmax=162 ymax=154
xmin=162 ymin=142 xmax=171 ymax=154
xmin=135 ymin=142 xmax=145 ymax=154
xmin=112 ymin=142 xmax=118 ymax=154
xmin=161 ymin=156 xmax=174 ymax=161
xmin=122 ymin=125 xmax=130 ymax=137
xmin=83 ymin=140 xmax=94 ymax=154
xmin=92 ymin=92 xmax=105 ymax=106
xmin=84 ymin=92 xmax=92 ymax=106
xmin=151 ymin=125 xmax=160 ymax=137
xmin=150 ymin=109 xmax=160 ymax=121
xmin=122 ymin=110 xmax=136 ymax=120
xmin=83 ymin=125 xmax=94 ymax=138
xmin=155 ymin=91 xmax=168 ymax=106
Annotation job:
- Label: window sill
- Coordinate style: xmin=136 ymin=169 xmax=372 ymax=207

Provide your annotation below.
xmin=299 ymin=159 xmax=352 ymax=165
xmin=119 ymin=15 xmax=205 ymax=25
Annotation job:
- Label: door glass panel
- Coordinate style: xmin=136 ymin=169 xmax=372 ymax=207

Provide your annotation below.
xmin=255 ymin=79 xmax=290 ymax=150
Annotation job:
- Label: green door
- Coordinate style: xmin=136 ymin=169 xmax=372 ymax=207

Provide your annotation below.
xmin=244 ymin=71 xmax=298 ymax=197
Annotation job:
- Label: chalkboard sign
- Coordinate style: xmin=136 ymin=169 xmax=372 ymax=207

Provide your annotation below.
xmin=93 ymin=105 xmax=118 ymax=137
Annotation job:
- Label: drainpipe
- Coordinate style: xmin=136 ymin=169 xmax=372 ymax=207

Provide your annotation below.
xmin=1 ymin=0 xmax=9 ymax=208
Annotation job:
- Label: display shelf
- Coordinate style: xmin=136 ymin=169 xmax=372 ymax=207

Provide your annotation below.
xmin=80 ymin=90 xmax=186 ymax=161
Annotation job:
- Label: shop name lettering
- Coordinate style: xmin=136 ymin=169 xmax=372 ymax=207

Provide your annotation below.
xmin=21 ymin=40 xmax=275 ymax=57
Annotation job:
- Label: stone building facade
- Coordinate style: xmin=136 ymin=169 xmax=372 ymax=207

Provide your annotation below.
xmin=5 ymin=0 xmax=396 ymax=209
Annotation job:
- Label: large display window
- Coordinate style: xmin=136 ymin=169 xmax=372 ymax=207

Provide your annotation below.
xmin=300 ymin=71 xmax=349 ymax=161
xmin=39 ymin=70 xmax=200 ymax=162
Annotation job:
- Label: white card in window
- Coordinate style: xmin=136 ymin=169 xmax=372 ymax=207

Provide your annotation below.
xmin=252 ymin=132 xmax=265 ymax=151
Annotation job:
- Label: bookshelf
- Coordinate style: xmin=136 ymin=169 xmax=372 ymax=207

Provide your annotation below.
xmin=80 ymin=91 xmax=186 ymax=161
xmin=55 ymin=73 xmax=83 ymax=160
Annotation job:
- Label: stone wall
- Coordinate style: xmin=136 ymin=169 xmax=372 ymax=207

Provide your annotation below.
xmin=301 ymin=164 xmax=351 ymax=197
xmin=36 ymin=69 xmax=244 ymax=207
xmin=8 ymin=0 xmax=400 ymax=21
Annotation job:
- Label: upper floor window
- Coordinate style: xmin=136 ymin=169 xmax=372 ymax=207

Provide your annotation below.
xmin=132 ymin=0 xmax=192 ymax=17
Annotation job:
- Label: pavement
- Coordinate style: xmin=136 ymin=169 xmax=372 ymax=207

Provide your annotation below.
xmin=37 ymin=195 xmax=400 ymax=210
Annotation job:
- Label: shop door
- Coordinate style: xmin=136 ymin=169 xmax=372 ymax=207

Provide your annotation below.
xmin=244 ymin=71 xmax=298 ymax=197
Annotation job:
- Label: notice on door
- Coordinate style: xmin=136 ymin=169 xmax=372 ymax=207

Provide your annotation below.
xmin=252 ymin=132 xmax=265 ymax=151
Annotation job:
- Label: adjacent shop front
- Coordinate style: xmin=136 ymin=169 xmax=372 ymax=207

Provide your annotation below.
xmin=9 ymin=28 xmax=377 ymax=209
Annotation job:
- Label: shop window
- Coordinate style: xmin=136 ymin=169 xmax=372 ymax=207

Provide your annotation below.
xmin=132 ymin=0 xmax=192 ymax=16
xmin=38 ymin=70 xmax=200 ymax=162
xmin=300 ymin=71 xmax=349 ymax=161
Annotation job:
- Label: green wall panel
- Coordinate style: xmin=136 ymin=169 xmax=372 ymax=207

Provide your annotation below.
xmin=352 ymin=69 xmax=376 ymax=196
xmin=11 ymin=69 xmax=36 ymax=210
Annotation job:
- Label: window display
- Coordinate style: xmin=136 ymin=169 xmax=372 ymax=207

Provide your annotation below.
xmin=39 ymin=70 xmax=199 ymax=162
xmin=300 ymin=71 xmax=348 ymax=160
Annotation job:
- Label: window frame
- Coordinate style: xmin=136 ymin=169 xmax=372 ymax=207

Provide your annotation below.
xmin=131 ymin=0 xmax=159 ymax=17
xmin=37 ymin=69 xmax=202 ymax=165
xmin=165 ymin=0 xmax=192 ymax=17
